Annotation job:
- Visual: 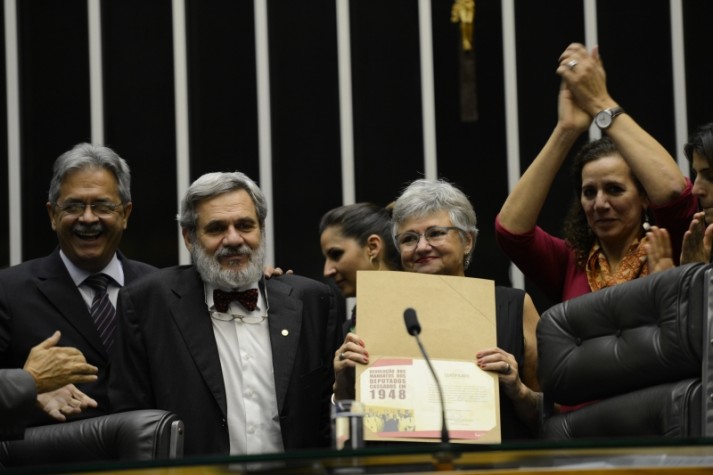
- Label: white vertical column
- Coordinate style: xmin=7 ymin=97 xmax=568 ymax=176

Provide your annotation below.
xmin=336 ymin=0 xmax=355 ymax=205
xmin=583 ymin=0 xmax=600 ymax=141
xmin=337 ymin=0 xmax=358 ymax=318
xmin=4 ymin=0 xmax=21 ymax=265
xmin=501 ymin=0 xmax=523 ymax=290
xmin=88 ymin=0 xmax=104 ymax=145
xmin=254 ymin=0 xmax=275 ymax=267
xmin=670 ymin=0 xmax=688 ymax=174
xmin=172 ymin=0 xmax=191 ymax=265
xmin=337 ymin=0 xmax=357 ymax=317
xmin=418 ymin=0 xmax=437 ymax=180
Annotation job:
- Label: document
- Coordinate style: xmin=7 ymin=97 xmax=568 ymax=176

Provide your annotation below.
xmin=355 ymin=271 xmax=501 ymax=444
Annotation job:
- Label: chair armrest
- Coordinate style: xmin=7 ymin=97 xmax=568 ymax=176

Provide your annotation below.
xmin=0 ymin=409 xmax=183 ymax=467
xmin=542 ymin=379 xmax=701 ymax=439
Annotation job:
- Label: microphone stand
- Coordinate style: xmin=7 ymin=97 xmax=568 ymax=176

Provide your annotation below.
xmin=412 ymin=332 xmax=449 ymax=445
xmin=405 ymin=307 xmax=460 ymax=470
xmin=412 ymin=333 xmax=458 ymax=470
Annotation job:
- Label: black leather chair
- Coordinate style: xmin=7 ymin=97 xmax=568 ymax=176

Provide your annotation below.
xmin=537 ymin=262 xmax=713 ymax=439
xmin=0 ymin=409 xmax=184 ymax=467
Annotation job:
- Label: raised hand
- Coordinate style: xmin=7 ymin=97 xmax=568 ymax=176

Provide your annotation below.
xmin=681 ymin=211 xmax=713 ymax=265
xmin=23 ymin=331 xmax=98 ymax=394
xmin=557 ymin=43 xmax=613 ymax=116
xmin=645 ymin=226 xmax=676 ymax=273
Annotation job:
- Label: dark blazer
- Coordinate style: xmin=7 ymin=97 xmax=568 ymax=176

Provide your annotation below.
xmin=0 ymin=369 xmax=36 ymax=440
xmin=108 ymin=265 xmax=339 ymax=456
xmin=0 ymin=249 xmax=156 ymax=425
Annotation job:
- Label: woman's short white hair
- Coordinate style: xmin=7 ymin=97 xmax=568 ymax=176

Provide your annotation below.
xmin=392 ymin=178 xmax=479 ymax=269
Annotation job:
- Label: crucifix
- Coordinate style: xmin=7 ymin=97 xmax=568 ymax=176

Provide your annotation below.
xmin=451 ymin=0 xmax=477 ymax=122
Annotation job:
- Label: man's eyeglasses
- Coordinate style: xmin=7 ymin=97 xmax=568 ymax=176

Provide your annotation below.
xmin=55 ymin=201 xmax=123 ymax=217
xmin=394 ymin=226 xmax=466 ymax=251
xmin=210 ymin=312 xmax=267 ymax=324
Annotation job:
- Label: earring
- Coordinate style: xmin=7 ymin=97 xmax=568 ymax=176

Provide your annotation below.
xmin=642 ymin=211 xmax=651 ymax=232
xmin=369 ymin=255 xmax=379 ymax=269
xmin=464 ymin=254 xmax=471 ymax=268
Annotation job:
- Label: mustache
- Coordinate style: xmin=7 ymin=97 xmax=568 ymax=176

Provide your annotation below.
xmin=215 ymin=245 xmax=252 ymax=259
xmin=73 ymin=222 xmax=102 ymax=234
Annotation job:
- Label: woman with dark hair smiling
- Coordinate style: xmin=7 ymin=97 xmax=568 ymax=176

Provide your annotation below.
xmin=496 ymin=43 xmax=696 ymax=303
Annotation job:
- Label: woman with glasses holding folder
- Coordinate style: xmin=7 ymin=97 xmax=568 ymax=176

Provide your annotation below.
xmin=330 ymin=179 xmax=542 ymax=440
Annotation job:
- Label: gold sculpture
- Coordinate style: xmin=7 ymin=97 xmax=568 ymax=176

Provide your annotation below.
xmin=451 ymin=0 xmax=475 ymax=52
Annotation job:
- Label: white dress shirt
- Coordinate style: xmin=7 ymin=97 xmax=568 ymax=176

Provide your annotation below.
xmin=205 ymin=282 xmax=284 ymax=455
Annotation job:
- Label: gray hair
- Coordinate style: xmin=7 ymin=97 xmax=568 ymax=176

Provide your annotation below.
xmin=177 ymin=171 xmax=268 ymax=232
xmin=392 ymin=178 xmax=479 ymax=269
xmin=48 ymin=143 xmax=131 ymax=204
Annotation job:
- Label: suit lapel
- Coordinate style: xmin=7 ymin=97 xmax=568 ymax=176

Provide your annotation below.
xmin=265 ymin=279 xmax=303 ymax=413
xmin=168 ymin=267 xmax=227 ymax=416
xmin=118 ymin=252 xmax=141 ymax=283
xmin=36 ymin=251 xmax=106 ymax=358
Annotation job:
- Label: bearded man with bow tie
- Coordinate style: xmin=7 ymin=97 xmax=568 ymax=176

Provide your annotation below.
xmin=109 ymin=171 xmax=339 ymax=456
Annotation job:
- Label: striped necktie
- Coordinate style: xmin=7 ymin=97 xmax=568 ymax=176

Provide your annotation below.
xmin=84 ymin=274 xmax=116 ymax=352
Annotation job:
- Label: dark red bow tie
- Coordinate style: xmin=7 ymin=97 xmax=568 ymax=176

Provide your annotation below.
xmin=213 ymin=288 xmax=259 ymax=312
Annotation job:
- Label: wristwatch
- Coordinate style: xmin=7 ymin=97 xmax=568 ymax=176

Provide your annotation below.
xmin=594 ymin=107 xmax=624 ymax=130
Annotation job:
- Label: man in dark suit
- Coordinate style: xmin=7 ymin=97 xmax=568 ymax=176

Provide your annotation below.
xmin=0 ymin=143 xmax=155 ymax=426
xmin=109 ymin=171 xmax=339 ymax=456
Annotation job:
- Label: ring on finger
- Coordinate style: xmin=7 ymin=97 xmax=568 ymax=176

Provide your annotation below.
xmin=504 ymin=363 xmax=511 ymax=375
xmin=339 ymin=352 xmax=347 ymax=361
xmin=566 ymin=59 xmax=578 ymax=70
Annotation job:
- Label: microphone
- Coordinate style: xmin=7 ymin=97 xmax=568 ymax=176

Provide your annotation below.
xmin=403 ymin=308 xmax=449 ymax=444
xmin=404 ymin=307 xmax=421 ymax=336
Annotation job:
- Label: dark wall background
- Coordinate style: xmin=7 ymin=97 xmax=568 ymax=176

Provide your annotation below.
xmin=0 ymin=0 xmax=710 ymax=315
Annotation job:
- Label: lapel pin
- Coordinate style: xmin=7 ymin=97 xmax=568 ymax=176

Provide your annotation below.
xmin=281 ymin=329 xmax=289 ymax=336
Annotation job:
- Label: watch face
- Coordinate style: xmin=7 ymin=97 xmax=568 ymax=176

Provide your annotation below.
xmin=595 ymin=111 xmax=612 ymax=129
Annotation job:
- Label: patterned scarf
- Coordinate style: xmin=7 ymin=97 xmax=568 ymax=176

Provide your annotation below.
xmin=586 ymin=237 xmax=649 ymax=292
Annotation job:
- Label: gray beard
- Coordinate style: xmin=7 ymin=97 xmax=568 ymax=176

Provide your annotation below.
xmin=191 ymin=239 xmax=265 ymax=290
